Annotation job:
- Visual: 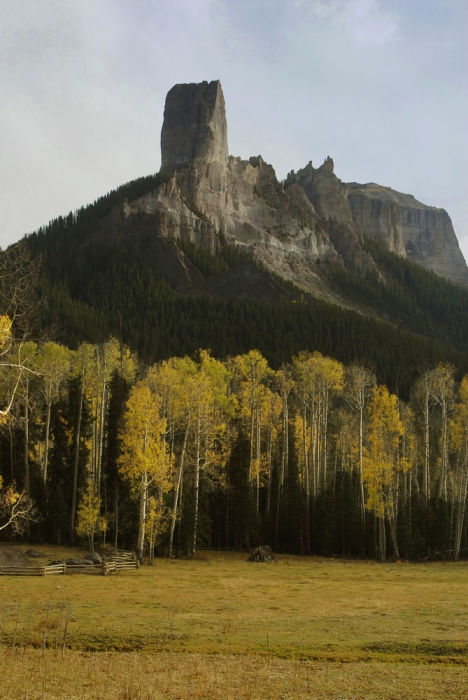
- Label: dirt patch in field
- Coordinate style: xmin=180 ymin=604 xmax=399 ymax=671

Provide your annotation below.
xmin=0 ymin=545 xmax=34 ymax=567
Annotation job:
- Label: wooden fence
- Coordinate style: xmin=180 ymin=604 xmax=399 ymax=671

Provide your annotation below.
xmin=0 ymin=551 xmax=139 ymax=577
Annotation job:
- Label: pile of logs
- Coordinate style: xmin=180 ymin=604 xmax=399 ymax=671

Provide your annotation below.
xmin=246 ymin=546 xmax=276 ymax=563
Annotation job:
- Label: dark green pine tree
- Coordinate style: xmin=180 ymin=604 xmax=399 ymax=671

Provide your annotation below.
xmin=227 ymin=430 xmax=259 ymax=550
xmin=103 ymin=370 xmax=135 ymax=550
xmin=274 ymin=417 xmax=304 ymax=554
xmin=45 ymin=399 xmax=72 ymax=544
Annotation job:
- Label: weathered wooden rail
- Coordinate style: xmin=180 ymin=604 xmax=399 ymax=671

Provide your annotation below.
xmin=0 ymin=552 xmax=139 ymax=577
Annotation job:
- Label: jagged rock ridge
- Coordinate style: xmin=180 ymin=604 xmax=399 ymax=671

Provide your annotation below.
xmin=116 ymin=80 xmax=468 ymax=294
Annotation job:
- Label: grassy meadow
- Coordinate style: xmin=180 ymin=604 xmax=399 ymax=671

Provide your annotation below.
xmin=1 ymin=545 xmax=468 ymax=698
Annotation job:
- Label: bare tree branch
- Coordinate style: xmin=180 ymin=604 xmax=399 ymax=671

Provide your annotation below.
xmin=0 ymin=483 xmax=41 ymax=534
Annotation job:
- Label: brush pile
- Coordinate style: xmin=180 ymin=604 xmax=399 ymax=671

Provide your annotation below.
xmin=246 ymin=546 xmax=276 ymax=563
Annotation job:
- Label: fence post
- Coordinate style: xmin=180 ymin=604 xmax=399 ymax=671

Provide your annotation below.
xmin=41 ymin=566 xmax=45 ymax=577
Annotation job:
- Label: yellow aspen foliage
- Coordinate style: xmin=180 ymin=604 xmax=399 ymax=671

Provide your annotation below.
xmin=118 ymin=381 xmax=171 ymax=491
xmin=119 ymin=380 xmax=171 ymax=559
xmin=449 ymin=376 xmax=468 ymax=453
xmin=362 ymin=385 xmax=405 ymax=518
xmin=0 ymin=315 xmax=12 ymax=352
xmin=449 ymin=376 xmax=468 ymax=559
xmin=76 ymin=480 xmax=106 ymax=551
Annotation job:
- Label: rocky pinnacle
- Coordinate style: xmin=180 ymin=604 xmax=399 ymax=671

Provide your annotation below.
xmin=160 ymin=80 xmax=229 ymax=172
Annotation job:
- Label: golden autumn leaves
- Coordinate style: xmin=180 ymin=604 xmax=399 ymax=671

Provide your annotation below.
xmin=114 ymin=349 xmax=468 ymax=562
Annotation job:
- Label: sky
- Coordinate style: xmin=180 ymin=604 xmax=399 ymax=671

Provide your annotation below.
xmin=1 ymin=0 xmax=467 ymax=259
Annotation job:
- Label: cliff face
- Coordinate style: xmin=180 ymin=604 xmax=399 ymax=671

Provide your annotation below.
xmin=161 ymin=81 xmax=229 ymax=172
xmin=346 ymin=183 xmax=468 ymax=286
xmin=116 ymin=80 xmax=468 ymax=294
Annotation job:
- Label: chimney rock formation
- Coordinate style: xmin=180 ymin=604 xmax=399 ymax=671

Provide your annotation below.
xmin=161 ymin=80 xmax=229 ymax=172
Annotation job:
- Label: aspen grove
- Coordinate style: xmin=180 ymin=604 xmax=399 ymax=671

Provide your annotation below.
xmin=1 ymin=337 xmax=468 ymax=562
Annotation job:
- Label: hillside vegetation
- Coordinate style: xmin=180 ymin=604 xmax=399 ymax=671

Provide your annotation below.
xmin=25 ymin=174 xmax=468 ymax=398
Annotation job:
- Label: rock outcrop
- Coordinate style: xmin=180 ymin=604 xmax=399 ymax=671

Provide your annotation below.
xmin=347 ymin=183 xmax=468 ymax=286
xmin=284 ymin=160 xmax=374 ymax=275
xmin=161 ymin=80 xmax=229 ymax=172
xmin=113 ymin=80 xmax=468 ymax=295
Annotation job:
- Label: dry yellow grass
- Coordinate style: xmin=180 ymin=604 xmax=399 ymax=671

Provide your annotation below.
xmin=1 ymin=648 xmax=468 ymax=699
xmin=1 ymin=544 xmax=468 ymax=698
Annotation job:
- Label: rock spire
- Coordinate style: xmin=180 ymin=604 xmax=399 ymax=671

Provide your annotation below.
xmin=160 ymin=80 xmax=229 ymax=172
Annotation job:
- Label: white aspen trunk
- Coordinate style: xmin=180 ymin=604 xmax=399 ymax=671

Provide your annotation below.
xmin=303 ymin=404 xmax=310 ymax=553
xmin=91 ymin=407 xmax=97 ymax=482
xmin=454 ymin=429 xmax=468 ymax=560
xmin=317 ymin=399 xmax=324 ymax=491
xmin=43 ymin=398 xmax=52 ymax=483
xmin=302 ymin=403 xmax=309 ymax=493
xmin=283 ymin=392 xmax=289 ymax=481
xmin=70 ymin=373 xmax=84 ymax=540
xmin=96 ymin=381 xmax=107 ymax=503
xmin=114 ymin=484 xmax=119 ymax=550
xmin=311 ymin=402 xmax=318 ymax=500
xmin=386 ymin=488 xmax=400 ymax=559
xmin=137 ymin=472 xmax=148 ymax=562
xmin=249 ymin=402 xmax=255 ymax=487
xmin=256 ymin=405 xmax=261 ymax=512
xmin=24 ymin=378 xmax=29 ymax=494
xmin=275 ymin=388 xmax=289 ymax=549
xmin=438 ymin=398 xmax=448 ymax=499
xmin=267 ymin=426 xmax=273 ymax=515
xmin=168 ymin=417 xmax=190 ymax=557
xmin=423 ymin=386 xmax=430 ymax=504
xmin=359 ymin=403 xmax=366 ymax=530
xmin=378 ymin=515 xmax=386 ymax=562
xmin=322 ymin=390 xmax=329 ymax=489
xmin=192 ymin=416 xmax=201 ymax=555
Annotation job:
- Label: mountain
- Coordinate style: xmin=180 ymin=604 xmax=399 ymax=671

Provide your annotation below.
xmin=22 ymin=80 xmax=468 ymax=395
xmin=155 ymin=79 xmax=468 ymax=290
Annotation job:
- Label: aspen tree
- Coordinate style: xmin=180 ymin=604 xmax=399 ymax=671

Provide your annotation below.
xmin=76 ymin=479 xmax=106 ymax=553
xmin=0 ymin=475 xmax=39 ymax=534
xmin=36 ymin=342 xmax=71 ymax=483
xmin=0 ymin=341 xmax=37 ymax=486
xmin=431 ymin=363 xmax=455 ymax=500
xmin=449 ymin=376 xmax=468 ymax=560
xmin=344 ymin=366 xmax=376 ymax=530
xmin=293 ymin=352 xmax=344 ymax=498
xmin=190 ymin=351 xmax=230 ymax=555
xmin=14 ymin=341 xmax=38 ymax=495
xmin=399 ymin=402 xmax=418 ymax=535
xmin=146 ymin=496 xmax=164 ymax=564
xmin=256 ymin=386 xmax=280 ymax=517
xmin=0 ymin=318 xmax=38 ymax=424
xmin=274 ymin=366 xmax=294 ymax=550
xmin=70 ymin=343 xmax=95 ymax=540
xmin=232 ymin=350 xmax=271 ymax=491
xmin=363 ymin=385 xmax=406 ymax=561
xmin=0 ymin=242 xmax=40 ymax=422
xmin=118 ymin=380 xmax=171 ymax=561
xmin=89 ymin=339 xmax=132 ymax=498
xmin=412 ymin=370 xmax=437 ymax=504
xmin=149 ymin=357 xmax=198 ymax=557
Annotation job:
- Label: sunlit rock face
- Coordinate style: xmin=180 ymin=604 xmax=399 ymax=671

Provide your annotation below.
xmin=123 ymin=80 xmax=468 ymax=296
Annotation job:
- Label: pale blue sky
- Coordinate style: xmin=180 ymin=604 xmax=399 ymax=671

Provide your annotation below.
xmin=1 ymin=0 xmax=467 ymax=260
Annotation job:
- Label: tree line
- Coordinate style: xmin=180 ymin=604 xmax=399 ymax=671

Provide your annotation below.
xmin=2 ymin=333 xmax=468 ymax=563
